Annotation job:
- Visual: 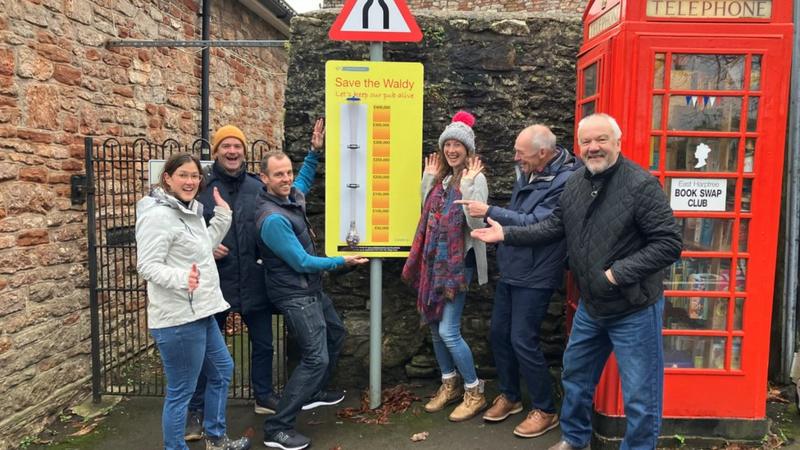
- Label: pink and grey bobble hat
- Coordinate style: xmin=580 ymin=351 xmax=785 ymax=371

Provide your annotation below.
xmin=438 ymin=110 xmax=476 ymax=154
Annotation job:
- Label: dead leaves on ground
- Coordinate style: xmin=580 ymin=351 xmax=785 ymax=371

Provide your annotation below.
xmin=767 ymin=384 xmax=790 ymax=404
xmin=336 ymin=384 xmax=420 ymax=425
xmin=69 ymin=421 xmax=99 ymax=437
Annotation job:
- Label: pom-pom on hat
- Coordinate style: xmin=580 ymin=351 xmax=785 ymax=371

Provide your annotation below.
xmin=211 ymin=125 xmax=247 ymax=156
xmin=438 ymin=110 xmax=476 ymax=154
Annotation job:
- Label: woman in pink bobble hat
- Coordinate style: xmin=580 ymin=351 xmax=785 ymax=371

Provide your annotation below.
xmin=403 ymin=110 xmax=489 ymax=422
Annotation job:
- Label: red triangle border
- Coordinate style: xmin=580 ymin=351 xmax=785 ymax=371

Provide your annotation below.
xmin=329 ymin=0 xmax=423 ymax=42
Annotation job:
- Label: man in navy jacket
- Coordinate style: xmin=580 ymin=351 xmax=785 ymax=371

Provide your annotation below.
xmin=458 ymin=124 xmax=578 ymax=438
xmin=471 ymin=114 xmax=682 ymax=450
xmin=185 ymin=123 xmax=324 ymax=441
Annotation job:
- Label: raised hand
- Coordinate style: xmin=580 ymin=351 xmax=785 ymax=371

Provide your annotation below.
xmin=454 ymin=199 xmax=490 ymax=218
xmin=344 ymin=255 xmax=369 ymax=266
xmin=188 ymin=263 xmax=200 ymax=293
xmin=470 ymin=217 xmax=505 ymax=243
xmin=311 ymin=118 xmax=325 ymax=151
xmin=424 ymin=153 xmax=441 ymax=176
xmin=212 ymin=186 xmax=230 ymax=210
xmin=462 ymin=156 xmax=484 ymax=181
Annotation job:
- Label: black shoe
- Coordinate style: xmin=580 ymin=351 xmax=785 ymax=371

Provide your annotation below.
xmin=301 ymin=389 xmax=345 ymax=411
xmin=205 ymin=434 xmax=251 ymax=450
xmin=255 ymin=393 xmax=280 ymax=415
xmin=264 ymin=430 xmax=310 ymax=450
xmin=184 ymin=410 xmax=203 ymax=441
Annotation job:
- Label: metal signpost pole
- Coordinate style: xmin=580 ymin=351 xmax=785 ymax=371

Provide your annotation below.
xmin=368 ymin=41 xmax=383 ymax=410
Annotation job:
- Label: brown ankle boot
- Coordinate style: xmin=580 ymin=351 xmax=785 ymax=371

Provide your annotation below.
xmin=448 ymin=380 xmax=487 ymax=422
xmin=424 ymin=376 xmax=463 ymax=413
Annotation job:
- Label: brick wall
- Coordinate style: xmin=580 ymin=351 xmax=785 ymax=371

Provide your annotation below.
xmin=323 ymin=0 xmax=588 ymax=15
xmin=0 ymin=1 xmax=287 ymax=447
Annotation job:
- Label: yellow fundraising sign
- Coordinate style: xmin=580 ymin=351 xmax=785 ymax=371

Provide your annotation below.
xmin=325 ymin=60 xmax=424 ymax=257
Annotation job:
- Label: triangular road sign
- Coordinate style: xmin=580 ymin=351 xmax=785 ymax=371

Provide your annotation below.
xmin=329 ymin=0 xmax=423 ymax=42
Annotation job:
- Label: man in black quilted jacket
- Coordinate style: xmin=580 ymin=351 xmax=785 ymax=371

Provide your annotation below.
xmin=471 ymin=113 xmax=682 ymax=450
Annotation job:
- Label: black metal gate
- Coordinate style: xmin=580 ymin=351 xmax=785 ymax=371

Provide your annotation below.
xmin=86 ymin=137 xmax=285 ymax=400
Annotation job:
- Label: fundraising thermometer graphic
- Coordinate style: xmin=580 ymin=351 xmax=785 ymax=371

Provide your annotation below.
xmin=341 ymin=96 xmax=366 ymax=247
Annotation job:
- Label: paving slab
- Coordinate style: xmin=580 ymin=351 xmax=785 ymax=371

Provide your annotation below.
xmin=29 ymin=380 xmax=561 ymax=450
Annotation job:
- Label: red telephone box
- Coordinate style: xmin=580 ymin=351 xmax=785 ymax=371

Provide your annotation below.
xmin=573 ymin=0 xmax=793 ymax=445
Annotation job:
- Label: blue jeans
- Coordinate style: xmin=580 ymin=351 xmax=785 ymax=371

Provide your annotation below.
xmin=560 ymin=297 xmax=665 ymax=450
xmin=430 ymin=268 xmax=478 ymax=385
xmin=264 ymin=291 xmax=345 ymax=435
xmin=150 ymin=316 xmax=234 ymax=450
xmin=490 ymin=282 xmax=555 ymax=413
xmin=189 ymin=308 xmax=274 ymax=411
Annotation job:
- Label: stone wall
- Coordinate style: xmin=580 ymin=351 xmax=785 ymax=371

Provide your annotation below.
xmin=323 ymin=0 xmax=588 ymax=15
xmin=0 ymin=0 xmax=287 ymax=447
xmin=284 ymin=10 xmax=582 ymax=386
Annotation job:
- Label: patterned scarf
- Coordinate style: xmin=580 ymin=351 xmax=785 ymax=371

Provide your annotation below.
xmin=402 ymin=180 xmax=467 ymax=324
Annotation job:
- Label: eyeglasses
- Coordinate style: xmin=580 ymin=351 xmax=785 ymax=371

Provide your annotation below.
xmin=174 ymin=172 xmax=202 ymax=181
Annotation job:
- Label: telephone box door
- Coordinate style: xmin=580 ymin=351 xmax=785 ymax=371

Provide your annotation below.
xmin=627 ymin=35 xmax=788 ymax=418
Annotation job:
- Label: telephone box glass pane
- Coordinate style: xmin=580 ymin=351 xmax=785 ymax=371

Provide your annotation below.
xmin=671 ymin=54 xmax=745 ymax=90
xmin=750 ymin=55 xmax=762 ymax=91
xmin=742 ymin=179 xmax=753 ymax=212
xmin=667 ymin=96 xmax=742 ymax=132
xmin=664 ymin=137 xmax=738 ymax=172
xmin=652 ymin=95 xmax=663 ymax=129
xmin=734 ymin=298 xmax=744 ymax=330
xmin=581 ymin=101 xmax=596 ymax=118
xmin=735 ymin=259 xmax=747 ymax=292
xmin=665 ymin=257 xmax=741 ymax=291
xmin=650 ymin=136 xmax=660 ymax=171
xmin=676 ymin=217 xmax=733 ymax=252
xmin=664 ymin=336 xmax=726 ymax=369
xmin=738 ymin=218 xmax=750 ymax=252
xmin=654 ymin=53 xmax=666 ymax=89
xmin=747 ymin=97 xmax=759 ymax=132
xmin=732 ymin=337 xmax=742 ymax=370
xmin=665 ymin=178 xmax=737 ymax=212
xmin=583 ymin=63 xmax=598 ymax=98
xmin=744 ymin=138 xmax=756 ymax=173
xmin=665 ymin=297 xmax=728 ymax=330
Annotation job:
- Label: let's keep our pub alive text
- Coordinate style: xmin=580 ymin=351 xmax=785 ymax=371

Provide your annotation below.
xmin=334 ymin=77 xmax=416 ymax=100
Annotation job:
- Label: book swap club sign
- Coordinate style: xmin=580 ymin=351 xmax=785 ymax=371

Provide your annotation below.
xmin=670 ymin=178 xmax=727 ymax=211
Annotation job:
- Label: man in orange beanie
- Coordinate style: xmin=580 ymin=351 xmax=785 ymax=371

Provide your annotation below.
xmin=185 ymin=120 xmax=325 ymax=444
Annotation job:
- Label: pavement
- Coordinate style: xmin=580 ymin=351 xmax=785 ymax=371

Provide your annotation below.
xmin=24 ymin=381 xmax=800 ymax=450
xmin=27 ymin=380 xmax=563 ymax=450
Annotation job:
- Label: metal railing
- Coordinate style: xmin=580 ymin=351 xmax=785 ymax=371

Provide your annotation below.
xmin=86 ymin=136 xmax=285 ymax=400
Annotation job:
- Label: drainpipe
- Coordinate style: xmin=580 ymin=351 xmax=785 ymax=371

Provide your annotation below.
xmin=201 ymin=0 xmax=211 ymax=159
xmin=783 ymin=0 xmax=800 ymax=384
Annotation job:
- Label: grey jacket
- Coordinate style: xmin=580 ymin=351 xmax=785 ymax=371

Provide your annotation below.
xmin=136 ymin=187 xmax=232 ymax=329
xmin=421 ymin=172 xmax=489 ymax=285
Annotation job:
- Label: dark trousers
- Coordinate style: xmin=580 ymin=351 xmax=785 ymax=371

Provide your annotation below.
xmin=189 ymin=308 xmax=275 ymax=411
xmin=264 ymin=291 xmax=345 ymax=435
xmin=490 ymin=282 xmax=556 ymax=413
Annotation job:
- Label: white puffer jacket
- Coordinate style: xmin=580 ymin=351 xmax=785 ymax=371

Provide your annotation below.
xmin=135 ymin=187 xmax=232 ymax=329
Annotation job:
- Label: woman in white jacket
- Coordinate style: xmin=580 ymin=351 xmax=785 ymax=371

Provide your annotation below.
xmin=135 ymin=152 xmax=250 ymax=450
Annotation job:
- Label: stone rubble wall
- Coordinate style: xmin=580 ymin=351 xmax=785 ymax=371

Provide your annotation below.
xmin=0 ymin=0 xmax=287 ymax=447
xmin=323 ymin=0 xmax=588 ymax=15
xmin=284 ymin=10 xmax=582 ymax=386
